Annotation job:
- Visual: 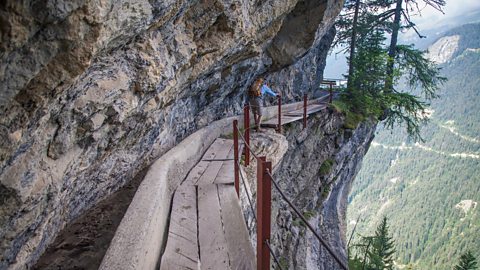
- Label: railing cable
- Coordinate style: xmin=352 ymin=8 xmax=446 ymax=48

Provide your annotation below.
xmin=265 ymin=239 xmax=284 ymax=270
xmin=236 ymin=126 xmax=260 ymax=160
xmin=266 ymin=171 xmax=348 ymax=270
xmin=236 ymin=159 xmax=257 ymax=223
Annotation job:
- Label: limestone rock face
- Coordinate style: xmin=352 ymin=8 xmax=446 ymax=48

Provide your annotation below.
xmin=426 ymin=35 xmax=460 ymax=64
xmin=240 ymin=111 xmax=376 ymax=269
xmin=271 ymin=115 xmax=376 ymax=269
xmin=0 ymin=0 xmax=344 ymax=268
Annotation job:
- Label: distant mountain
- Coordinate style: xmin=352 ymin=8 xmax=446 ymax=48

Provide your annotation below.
xmin=347 ymin=22 xmax=480 ymax=270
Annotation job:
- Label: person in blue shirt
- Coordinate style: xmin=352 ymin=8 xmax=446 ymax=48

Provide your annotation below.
xmin=248 ymin=77 xmax=278 ymax=132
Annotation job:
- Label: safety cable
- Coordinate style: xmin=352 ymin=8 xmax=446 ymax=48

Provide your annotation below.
xmin=236 ymin=159 xmax=257 ymax=223
xmin=235 ymin=125 xmax=260 ymax=160
xmin=266 ymin=171 xmax=348 ymax=270
xmin=265 ymin=239 xmax=285 ymax=270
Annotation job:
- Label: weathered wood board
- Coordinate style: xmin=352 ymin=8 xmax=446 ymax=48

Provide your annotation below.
xmin=262 ymin=104 xmax=327 ymax=127
xmin=214 ymin=147 xmax=235 ymax=184
xmin=218 ymin=185 xmax=256 ymax=270
xmin=183 ymin=138 xmax=232 ymax=186
xmin=196 ymin=140 xmax=233 ymax=186
xmin=198 ymin=184 xmax=231 ymax=270
xmin=160 ymin=185 xmax=199 ymax=270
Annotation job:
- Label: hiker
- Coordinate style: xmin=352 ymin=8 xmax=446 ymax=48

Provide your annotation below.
xmin=248 ymin=77 xmax=278 ymax=132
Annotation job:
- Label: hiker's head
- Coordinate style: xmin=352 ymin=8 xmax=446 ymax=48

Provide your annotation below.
xmin=255 ymin=77 xmax=264 ymax=85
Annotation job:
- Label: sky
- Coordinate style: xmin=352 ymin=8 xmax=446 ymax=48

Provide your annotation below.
xmin=412 ymin=0 xmax=480 ymax=31
xmin=403 ymin=0 xmax=480 ymax=39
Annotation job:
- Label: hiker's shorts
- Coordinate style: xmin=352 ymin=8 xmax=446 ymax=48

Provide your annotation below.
xmin=249 ymin=97 xmax=263 ymax=116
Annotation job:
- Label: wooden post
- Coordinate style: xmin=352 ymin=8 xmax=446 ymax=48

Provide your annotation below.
xmin=257 ymin=156 xmax=271 ymax=270
xmin=329 ymin=83 xmax=333 ymax=104
xmin=303 ymin=93 xmax=307 ymax=129
xmin=233 ymin=120 xmax=240 ymax=197
xmin=243 ymin=105 xmax=250 ymax=166
xmin=277 ymin=95 xmax=282 ymax=133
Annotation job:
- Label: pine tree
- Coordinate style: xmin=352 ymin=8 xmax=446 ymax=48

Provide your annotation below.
xmin=348 ymin=217 xmax=397 ymax=270
xmin=454 ymin=251 xmax=478 ymax=270
xmin=385 ymin=0 xmax=446 ymax=92
xmin=368 ymin=217 xmax=396 ymax=269
xmin=334 ymin=0 xmax=447 ymax=140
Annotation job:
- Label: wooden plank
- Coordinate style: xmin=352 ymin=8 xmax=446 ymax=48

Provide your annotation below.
xmin=215 ymin=147 xmax=235 ymax=184
xmin=183 ymin=160 xmax=210 ymax=186
xmin=204 ymin=138 xmax=230 ymax=159
xmin=283 ymin=104 xmax=325 ymax=117
xmin=195 ymin=161 xmax=223 ymax=185
xmin=262 ymin=115 xmax=303 ymax=127
xmin=215 ymin=162 xmax=235 ymax=184
xmin=196 ymin=141 xmax=233 ymax=186
xmin=183 ymin=138 xmax=230 ymax=185
xmin=262 ymin=105 xmax=327 ymax=128
xmin=218 ymin=185 xmax=256 ymax=270
xmin=160 ymin=185 xmax=199 ymax=270
xmin=198 ymin=185 xmax=231 ymax=270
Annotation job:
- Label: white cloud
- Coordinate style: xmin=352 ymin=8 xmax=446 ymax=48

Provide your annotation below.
xmin=411 ymin=0 xmax=480 ymax=30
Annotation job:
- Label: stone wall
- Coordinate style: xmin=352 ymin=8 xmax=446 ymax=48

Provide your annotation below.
xmin=0 ymin=0 xmax=344 ymax=268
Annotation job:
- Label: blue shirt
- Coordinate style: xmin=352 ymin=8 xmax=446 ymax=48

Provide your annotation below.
xmin=261 ymin=85 xmax=277 ymax=97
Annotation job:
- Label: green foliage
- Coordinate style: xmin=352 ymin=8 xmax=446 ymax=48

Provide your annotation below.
xmin=454 ymin=251 xmax=478 ymax=270
xmin=240 ymin=154 xmax=245 ymax=165
xmin=349 ymin=217 xmax=396 ymax=270
xmin=395 ymin=45 xmax=447 ymax=99
xmin=348 ymin=39 xmax=480 ymax=270
xmin=321 ymin=182 xmax=332 ymax=198
xmin=319 ymin=158 xmax=334 ymax=175
xmin=332 ymin=98 xmax=367 ymax=129
xmin=303 ymin=210 xmax=315 ymax=220
xmin=279 ymin=257 xmax=289 ymax=269
xmin=292 ymin=211 xmax=315 ymax=228
xmin=381 ymin=91 xmax=429 ymax=142
xmin=369 ymin=217 xmax=396 ymax=269
xmin=349 ymin=254 xmax=365 ymax=270
xmin=292 ymin=218 xmax=305 ymax=228
xmin=350 ymin=29 xmax=389 ymax=96
xmin=283 ymin=122 xmax=295 ymax=132
xmin=335 ymin=0 xmax=446 ymax=141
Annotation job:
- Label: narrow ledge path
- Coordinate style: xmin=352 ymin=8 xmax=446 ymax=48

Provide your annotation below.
xmin=160 ymin=96 xmax=331 ymax=270
xmin=160 ymin=138 xmax=256 ymax=270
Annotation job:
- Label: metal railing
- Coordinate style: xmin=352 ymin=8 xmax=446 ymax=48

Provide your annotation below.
xmin=232 ymin=99 xmax=348 ymax=270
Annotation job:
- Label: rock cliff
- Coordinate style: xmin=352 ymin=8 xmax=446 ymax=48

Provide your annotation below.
xmin=0 ymin=0 xmax=347 ymax=268
xmin=240 ymin=112 xmax=376 ymax=269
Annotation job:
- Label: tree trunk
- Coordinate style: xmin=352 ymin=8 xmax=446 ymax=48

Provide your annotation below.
xmin=347 ymin=0 xmax=361 ymax=91
xmin=385 ymin=0 xmax=403 ymax=92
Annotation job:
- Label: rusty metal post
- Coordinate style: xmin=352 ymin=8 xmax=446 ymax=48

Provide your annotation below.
xmin=233 ymin=120 xmax=240 ymax=197
xmin=329 ymin=83 xmax=333 ymax=104
xmin=243 ymin=105 xmax=250 ymax=166
xmin=303 ymin=93 xmax=307 ymax=129
xmin=277 ymin=95 xmax=282 ymax=133
xmin=257 ymin=156 xmax=271 ymax=270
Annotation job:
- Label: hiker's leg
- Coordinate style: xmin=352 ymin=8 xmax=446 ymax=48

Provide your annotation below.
xmin=258 ymin=115 xmax=263 ymax=132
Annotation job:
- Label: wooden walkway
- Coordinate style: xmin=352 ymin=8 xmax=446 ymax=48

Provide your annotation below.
xmin=262 ymin=102 xmax=327 ymax=128
xmin=160 ymin=101 xmax=328 ymax=269
xmin=160 ymin=138 xmax=256 ymax=270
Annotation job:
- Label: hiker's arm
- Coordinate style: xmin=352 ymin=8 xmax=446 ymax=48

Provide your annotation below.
xmin=261 ymin=85 xmax=277 ymax=97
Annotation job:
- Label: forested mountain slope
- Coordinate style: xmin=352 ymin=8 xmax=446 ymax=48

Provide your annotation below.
xmin=347 ymin=23 xmax=480 ymax=270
